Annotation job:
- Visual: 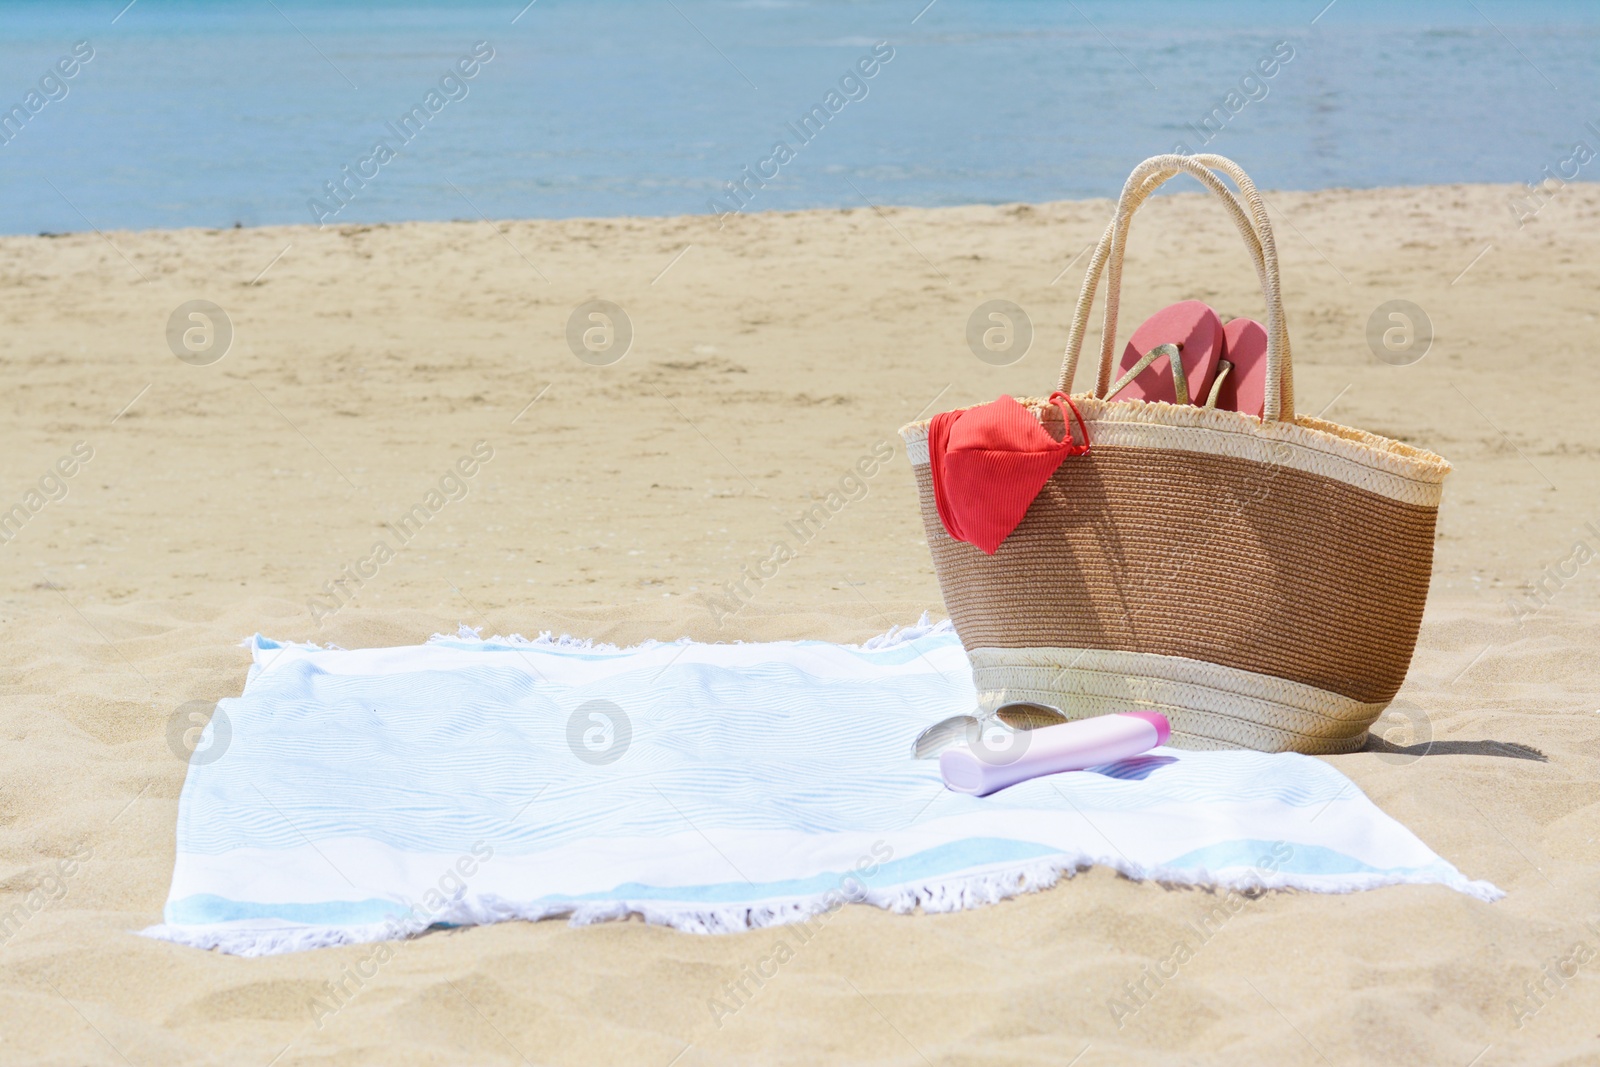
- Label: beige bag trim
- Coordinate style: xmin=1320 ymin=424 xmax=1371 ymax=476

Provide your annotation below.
xmin=903 ymin=396 xmax=1447 ymax=508
xmin=970 ymin=645 xmax=1384 ymax=753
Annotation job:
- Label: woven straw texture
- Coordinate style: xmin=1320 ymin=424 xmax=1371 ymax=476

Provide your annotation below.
xmin=902 ymin=154 xmax=1449 ymax=754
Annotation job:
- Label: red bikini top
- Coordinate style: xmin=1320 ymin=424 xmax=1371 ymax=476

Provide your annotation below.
xmin=926 ymin=392 xmax=1090 ymax=555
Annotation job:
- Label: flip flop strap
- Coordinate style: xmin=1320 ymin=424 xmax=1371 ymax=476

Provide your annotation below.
xmin=1203 ymin=359 xmax=1234 ymax=410
xmin=1106 ymin=343 xmax=1185 ymax=403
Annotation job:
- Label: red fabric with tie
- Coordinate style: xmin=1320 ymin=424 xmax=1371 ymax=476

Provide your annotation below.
xmin=927 ymin=392 xmax=1090 ymax=555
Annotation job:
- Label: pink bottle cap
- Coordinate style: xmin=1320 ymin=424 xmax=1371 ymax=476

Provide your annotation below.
xmin=1120 ymin=711 xmax=1170 ymax=746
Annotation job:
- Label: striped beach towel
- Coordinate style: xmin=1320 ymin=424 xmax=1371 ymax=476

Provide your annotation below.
xmin=142 ymin=619 xmax=1498 ymax=956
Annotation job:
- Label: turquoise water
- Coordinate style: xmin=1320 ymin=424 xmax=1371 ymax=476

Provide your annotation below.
xmin=1 ymin=0 xmax=1596 ymax=233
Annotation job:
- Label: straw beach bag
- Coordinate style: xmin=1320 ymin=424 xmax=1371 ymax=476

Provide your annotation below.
xmin=901 ymin=154 xmax=1450 ymax=754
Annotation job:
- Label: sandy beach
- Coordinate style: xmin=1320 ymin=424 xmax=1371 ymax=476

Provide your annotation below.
xmin=2 ymin=181 xmax=1598 ymax=1065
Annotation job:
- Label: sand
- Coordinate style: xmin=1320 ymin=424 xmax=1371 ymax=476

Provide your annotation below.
xmin=2 ymin=180 xmax=1598 ymax=1065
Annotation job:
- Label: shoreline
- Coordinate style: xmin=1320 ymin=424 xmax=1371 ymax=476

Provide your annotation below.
xmin=3 ymin=178 xmax=1575 ymax=243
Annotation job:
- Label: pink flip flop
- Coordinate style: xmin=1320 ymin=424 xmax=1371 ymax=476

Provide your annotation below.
xmin=1109 ymin=300 xmax=1223 ymax=407
xmin=1213 ymin=317 xmax=1269 ymax=418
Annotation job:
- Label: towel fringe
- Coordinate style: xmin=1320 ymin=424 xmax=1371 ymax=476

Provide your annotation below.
xmin=137 ymin=852 xmax=1501 ymax=957
xmin=422 ymin=614 xmax=953 ymax=654
xmin=243 ymin=618 xmax=954 ymax=660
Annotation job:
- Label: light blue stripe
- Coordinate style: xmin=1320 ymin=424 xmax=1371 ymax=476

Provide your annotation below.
xmin=1160 ymin=839 xmax=1427 ymax=878
xmin=168 ymin=894 xmax=402 ymax=926
xmin=164 ymin=837 xmax=1064 ymax=924
xmin=542 ymin=837 xmax=1062 ymax=905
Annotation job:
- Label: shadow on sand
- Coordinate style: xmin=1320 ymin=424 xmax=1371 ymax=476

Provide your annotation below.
xmin=1363 ymin=736 xmax=1548 ymax=761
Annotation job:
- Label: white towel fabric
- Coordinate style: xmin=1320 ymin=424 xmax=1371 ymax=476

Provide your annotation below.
xmin=142 ymin=619 xmax=1499 ymax=956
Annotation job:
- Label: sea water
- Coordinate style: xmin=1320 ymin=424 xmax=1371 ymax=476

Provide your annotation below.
xmin=0 ymin=0 xmax=1596 ymax=234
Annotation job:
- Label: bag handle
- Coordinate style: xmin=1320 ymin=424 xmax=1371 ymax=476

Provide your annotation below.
xmin=1056 ymin=154 xmax=1295 ymax=422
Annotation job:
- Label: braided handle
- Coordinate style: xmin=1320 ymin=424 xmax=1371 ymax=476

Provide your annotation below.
xmin=1056 ymin=154 xmax=1294 ymax=422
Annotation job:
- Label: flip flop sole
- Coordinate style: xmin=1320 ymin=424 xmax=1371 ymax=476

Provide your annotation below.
xmin=1115 ymin=300 xmax=1222 ymax=406
xmin=1217 ymin=317 xmax=1269 ymax=417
